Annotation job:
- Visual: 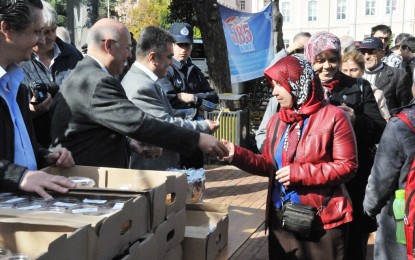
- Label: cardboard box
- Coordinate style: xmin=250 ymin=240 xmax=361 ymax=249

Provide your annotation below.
xmin=36 ymin=225 xmax=95 ymax=260
xmin=0 ymin=209 xmax=96 ymax=259
xmin=183 ymin=203 xmax=229 ymax=260
xmin=44 ymin=166 xmax=187 ymax=230
xmin=154 ymin=207 xmax=186 ymax=260
xmin=0 ymin=192 xmax=147 ymax=260
xmin=162 ymin=243 xmax=182 ymax=260
xmin=120 ymin=233 xmax=157 ymax=260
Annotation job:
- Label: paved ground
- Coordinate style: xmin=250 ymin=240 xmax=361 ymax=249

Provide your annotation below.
xmin=203 ymin=164 xmax=375 ymax=260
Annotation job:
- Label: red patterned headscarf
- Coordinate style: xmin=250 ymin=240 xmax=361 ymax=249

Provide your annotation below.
xmin=264 ymin=54 xmax=324 ymax=123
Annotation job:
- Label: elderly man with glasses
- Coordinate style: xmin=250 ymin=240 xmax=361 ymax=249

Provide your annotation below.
xmin=359 ymin=37 xmax=412 ymax=111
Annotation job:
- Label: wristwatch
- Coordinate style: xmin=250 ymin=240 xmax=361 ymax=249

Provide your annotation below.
xmin=193 ymin=95 xmax=198 ymax=104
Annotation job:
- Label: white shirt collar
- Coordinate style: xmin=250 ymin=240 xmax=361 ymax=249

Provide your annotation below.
xmin=33 ymin=43 xmax=62 ymax=68
xmin=133 ymin=61 xmax=158 ymax=81
xmin=87 ymin=55 xmax=109 ymax=74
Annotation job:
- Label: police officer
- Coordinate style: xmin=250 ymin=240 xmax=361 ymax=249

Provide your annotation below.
xmin=161 ymin=23 xmax=219 ymax=169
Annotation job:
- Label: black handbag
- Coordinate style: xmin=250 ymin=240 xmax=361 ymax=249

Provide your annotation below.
xmin=277 ymin=192 xmax=333 ymax=238
xmin=278 ymin=202 xmax=317 ymax=238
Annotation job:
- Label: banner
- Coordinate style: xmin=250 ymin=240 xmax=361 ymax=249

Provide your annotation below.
xmin=219 ymin=3 xmax=274 ymax=83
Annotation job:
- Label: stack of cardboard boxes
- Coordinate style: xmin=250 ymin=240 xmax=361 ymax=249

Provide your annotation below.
xmin=0 ymin=166 xmax=228 ymax=260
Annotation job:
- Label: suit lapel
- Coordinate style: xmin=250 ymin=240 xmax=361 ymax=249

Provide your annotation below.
xmin=375 ymin=66 xmax=392 ymax=91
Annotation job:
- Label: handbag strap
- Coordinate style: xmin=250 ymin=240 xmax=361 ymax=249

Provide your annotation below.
xmin=317 ymin=191 xmax=334 ymax=215
xmin=270 ymin=118 xmax=334 ymax=215
xmin=270 ymin=118 xmax=280 ymax=170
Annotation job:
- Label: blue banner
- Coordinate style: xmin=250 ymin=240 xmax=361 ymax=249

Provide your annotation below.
xmin=219 ymin=3 xmax=274 ymax=83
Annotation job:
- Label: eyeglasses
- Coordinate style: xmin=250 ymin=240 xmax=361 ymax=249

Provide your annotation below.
xmin=102 ymin=39 xmax=133 ymax=52
xmin=359 ymin=49 xmax=379 ymax=55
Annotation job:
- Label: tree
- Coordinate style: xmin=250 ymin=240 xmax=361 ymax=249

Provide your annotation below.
xmin=272 ymin=0 xmax=284 ymax=52
xmin=116 ymin=0 xmax=170 ymax=37
xmin=192 ymin=0 xmax=231 ymax=94
xmin=167 ymin=0 xmax=194 ymax=25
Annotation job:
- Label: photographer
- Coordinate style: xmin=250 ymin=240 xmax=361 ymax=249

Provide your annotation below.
xmin=21 ymin=1 xmax=83 ymax=147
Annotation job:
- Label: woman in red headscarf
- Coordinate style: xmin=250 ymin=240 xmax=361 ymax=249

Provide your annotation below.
xmin=221 ymin=55 xmax=357 ymax=260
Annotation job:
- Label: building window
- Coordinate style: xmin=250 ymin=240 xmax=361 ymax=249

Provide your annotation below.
xmin=281 ymin=1 xmax=291 ymax=23
xmin=386 ymin=0 xmax=397 ymax=14
xmin=284 ymin=39 xmax=290 ymax=49
xmin=337 ymin=0 xmax=346 ymax=19
xmin=308 ymin=1 xmax=317 ymax=21
xmin=365 ymin=0 xmax=376 ymax=15
xmin=240 ymin=0 xmax=245 ymax=10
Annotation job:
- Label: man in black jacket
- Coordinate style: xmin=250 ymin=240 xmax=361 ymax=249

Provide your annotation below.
xmin=0 ymin=0 xmax=76 ymax=199
xmin=50 ymin=18 xmax=228 ymax=168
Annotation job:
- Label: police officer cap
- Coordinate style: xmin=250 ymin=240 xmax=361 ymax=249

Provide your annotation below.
xmin=169 ymin=23 xmax=194 ymax=44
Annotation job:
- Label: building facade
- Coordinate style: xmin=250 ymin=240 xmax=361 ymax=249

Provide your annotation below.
xmin=218 ymin=0 xmax=415 ymax=47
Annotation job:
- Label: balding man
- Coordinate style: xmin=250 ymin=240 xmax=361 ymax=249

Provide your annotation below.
xmin=50 ymin=18 xmax=228 ymax=168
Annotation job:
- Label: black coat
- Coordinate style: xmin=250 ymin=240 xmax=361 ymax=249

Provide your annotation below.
xmin=163 ymin=58 xmax=219 ymax=109
xmin=50 ymin=56 xmax=200 ymax=168
xmin=374 ymin=63 xmax=412 ymax=111
xmin=329 ymin=72 xmax=386 ymax=232
xmin=0 ymin=84 xmax=49 ymax=191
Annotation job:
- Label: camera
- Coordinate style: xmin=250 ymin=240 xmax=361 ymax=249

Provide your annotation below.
xmin=28 ymin=82 xmax=59 ymax=104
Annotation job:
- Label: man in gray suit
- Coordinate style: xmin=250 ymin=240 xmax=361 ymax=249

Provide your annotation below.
xmin=50 ymin=19 xmax=228 ymax=168
xmin=121 ymin=26 xmax=219 ymax=170
xmin=359 ymin=37 xmax=412 ymax=111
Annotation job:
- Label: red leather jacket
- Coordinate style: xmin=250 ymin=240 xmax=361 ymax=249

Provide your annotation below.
xmin=232 ymin=103 xmax=358 ymax=229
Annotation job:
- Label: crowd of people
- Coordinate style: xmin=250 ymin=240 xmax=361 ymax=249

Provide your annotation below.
xmin=1 ymin=1 xmax=415 ymax=260
xmin=232 ymin=20 xmax=415 ymax=260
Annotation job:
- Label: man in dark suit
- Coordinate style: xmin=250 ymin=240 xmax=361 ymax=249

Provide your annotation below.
xmin=360 ymin=37 xmax=412 ymax=111
xmin=0 ymin=0 xmax=76 ymax=199
xmin=121 ymin=26 xmax=219 ymax=170
xmin=50 ymin=18 xmax=228 ymax=168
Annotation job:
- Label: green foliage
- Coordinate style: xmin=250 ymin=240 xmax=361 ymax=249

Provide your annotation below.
xmin=49 ymin=0 xmax=67 ymax=26
xmin=116 ymin=0 xmax=170 ymax=38
xmin=167 ymin=0 xmax=202 ymax=38
xmin=167 ymin=0 xmax=194 ymax=25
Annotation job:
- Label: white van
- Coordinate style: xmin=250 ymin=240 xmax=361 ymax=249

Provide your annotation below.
xmin=191 ymin=39 xmax=209 ymax=78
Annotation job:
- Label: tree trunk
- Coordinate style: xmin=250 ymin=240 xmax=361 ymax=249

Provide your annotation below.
xmin=272 ymin=0 xmax=284 ymax=52
xmin=192 ymin=0 xmax=232 ymax=94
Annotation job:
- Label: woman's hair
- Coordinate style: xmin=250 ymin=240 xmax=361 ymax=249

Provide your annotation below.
xmin=341 ymin=50 xmax=365 ymax=71
xmin=0 ymin=0 xmax=43 ymax=32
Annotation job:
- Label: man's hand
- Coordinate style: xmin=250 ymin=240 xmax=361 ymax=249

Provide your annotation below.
xmin=29 ymin=92 xmax=52 ymax=117
xmin=19 ymin=171 xmax=76 ymax=199
xmin=205 ymin=119 xmax=220 ymax=133
xmin=177 ymin=93 xmax=196 ymax=104
xmin=129 ymin=139 xmax=144 ymax=154
xmin=220 ymin=139 xmax=235 ymax=163
xmin=286 ymin=37 xmax=308 ymax=54
xmin=46 ymin=148 xmax=75 ymax=167
xmin=198 ymin=133 xmax=229 ymax=157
